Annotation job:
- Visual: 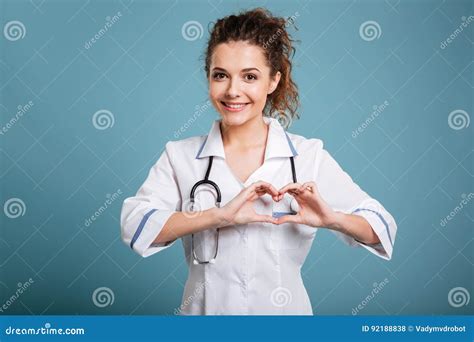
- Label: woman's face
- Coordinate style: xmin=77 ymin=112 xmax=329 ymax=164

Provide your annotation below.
xmin=208 ymin=40 xmax=280 ymax=127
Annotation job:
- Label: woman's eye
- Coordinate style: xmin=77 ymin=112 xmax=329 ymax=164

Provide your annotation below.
xmin=244 ymin=74 xmax=257 ymax=81
xmin=212 ymin=73 xmax=227 ymax=80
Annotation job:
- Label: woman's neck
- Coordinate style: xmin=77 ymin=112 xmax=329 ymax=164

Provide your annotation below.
xmin=220 ymin=115 xmax=268 ymax=149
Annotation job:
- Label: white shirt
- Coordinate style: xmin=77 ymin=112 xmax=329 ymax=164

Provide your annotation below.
xmin=121 ymin=116 xmax=397 ymax=315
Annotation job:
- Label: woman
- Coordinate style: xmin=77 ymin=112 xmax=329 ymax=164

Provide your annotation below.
xmin=121 ymin=8 xmax=397 ymax=315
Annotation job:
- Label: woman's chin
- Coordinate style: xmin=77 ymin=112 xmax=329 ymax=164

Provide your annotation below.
xmin=220 ymin=114 xmax=248 ymax=126
xmin=219 ymin=111 xmax=262 ymax=127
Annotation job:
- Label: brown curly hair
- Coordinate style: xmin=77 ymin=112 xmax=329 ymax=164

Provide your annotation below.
xmin=204 ymin=8 xmax=300 ymax=121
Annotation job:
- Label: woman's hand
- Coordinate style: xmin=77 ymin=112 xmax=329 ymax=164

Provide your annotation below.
xmin=275 ymin=181 xmax=338 ymax=228
xmin=218 ymin=181 xmax=280 ymax=226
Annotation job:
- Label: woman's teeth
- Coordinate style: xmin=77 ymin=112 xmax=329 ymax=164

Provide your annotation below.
xmin=221 ymin=102 xmax=249 ymax=111
xmin=227 ymin=103 xmax=244 ymax=108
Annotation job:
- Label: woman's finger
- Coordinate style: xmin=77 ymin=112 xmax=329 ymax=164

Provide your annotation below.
xmin=278 ymin=183 xmax=302 ymax=198
xmin=275 ymin=214 xmax=302 ymax=225
xmin=296 ymin=182 xmax=313 ymax=197
xmin=247 ymin=190 xmax=275 ymax=203
xmin=300 ymin=181 xmax=317 ymax=193
xmin=251 ymin=214 xmax=278 ymax=224
xmin=255 ymin=186 xmax=279 ymax=198
xmin=250 ymin=181 xmax=279 ymax=200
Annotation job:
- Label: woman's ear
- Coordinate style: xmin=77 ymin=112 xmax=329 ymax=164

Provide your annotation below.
xmin=268 ymin=71 xmax=281 ymax=95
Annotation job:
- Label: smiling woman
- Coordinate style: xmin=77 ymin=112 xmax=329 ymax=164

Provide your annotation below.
xmin=120 ymin=7 xmax=397 ymax=315
xmin=209 ymin=42 xmax=280 ymax=124
xmin=205 ymin=8 xmax=299 ymax=124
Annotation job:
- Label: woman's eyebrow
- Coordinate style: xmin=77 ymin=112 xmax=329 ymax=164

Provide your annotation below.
xmin=241 ymin=68 xmax=261 ymax=73
xmin=212 ymin=67 xmax=261 ymax=73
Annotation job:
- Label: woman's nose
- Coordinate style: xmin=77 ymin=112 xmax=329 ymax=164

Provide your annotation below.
xmin=225 ymin=79 xmax=240 ymax=98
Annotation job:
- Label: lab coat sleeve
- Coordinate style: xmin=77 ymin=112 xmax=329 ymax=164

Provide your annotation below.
xmin=314 ymin=140 xmax=397 ymax=260
xmin=120 ymin=142 xmax=181 ymax=258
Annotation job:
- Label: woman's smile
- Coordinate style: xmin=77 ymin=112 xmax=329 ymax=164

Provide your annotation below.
xmin=220 ymin=101 xmax=250 ymax=112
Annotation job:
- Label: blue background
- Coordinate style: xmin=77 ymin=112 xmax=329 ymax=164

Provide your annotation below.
xmin=0 ymin=0 xmax=472 ymax=316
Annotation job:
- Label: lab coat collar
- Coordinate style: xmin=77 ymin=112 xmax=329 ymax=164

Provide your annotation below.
xmin=195 ymin=116 xmax=297 ymax=160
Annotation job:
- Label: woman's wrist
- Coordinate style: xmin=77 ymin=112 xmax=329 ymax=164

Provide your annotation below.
xmin=324 ymin=211 xmax=380 ymax=244
xmin=210 ymin=207 xmax=232 ymax=228
xmin=324 ymin=211 xmax=347 ymax=231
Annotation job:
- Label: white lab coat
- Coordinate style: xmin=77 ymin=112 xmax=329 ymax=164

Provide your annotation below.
xmin=121 ymin=117 xmax=397 ymax=315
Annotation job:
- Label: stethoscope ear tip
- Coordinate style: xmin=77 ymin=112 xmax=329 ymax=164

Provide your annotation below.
xmin=209 ymin=259 xmax=216 ymax=264
xmin=193 ymin=259 xmax=198 ymax=265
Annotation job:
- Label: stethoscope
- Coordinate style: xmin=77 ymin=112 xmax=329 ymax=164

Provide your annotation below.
xmin=190 ymin=155 xmax=297 ymax=265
